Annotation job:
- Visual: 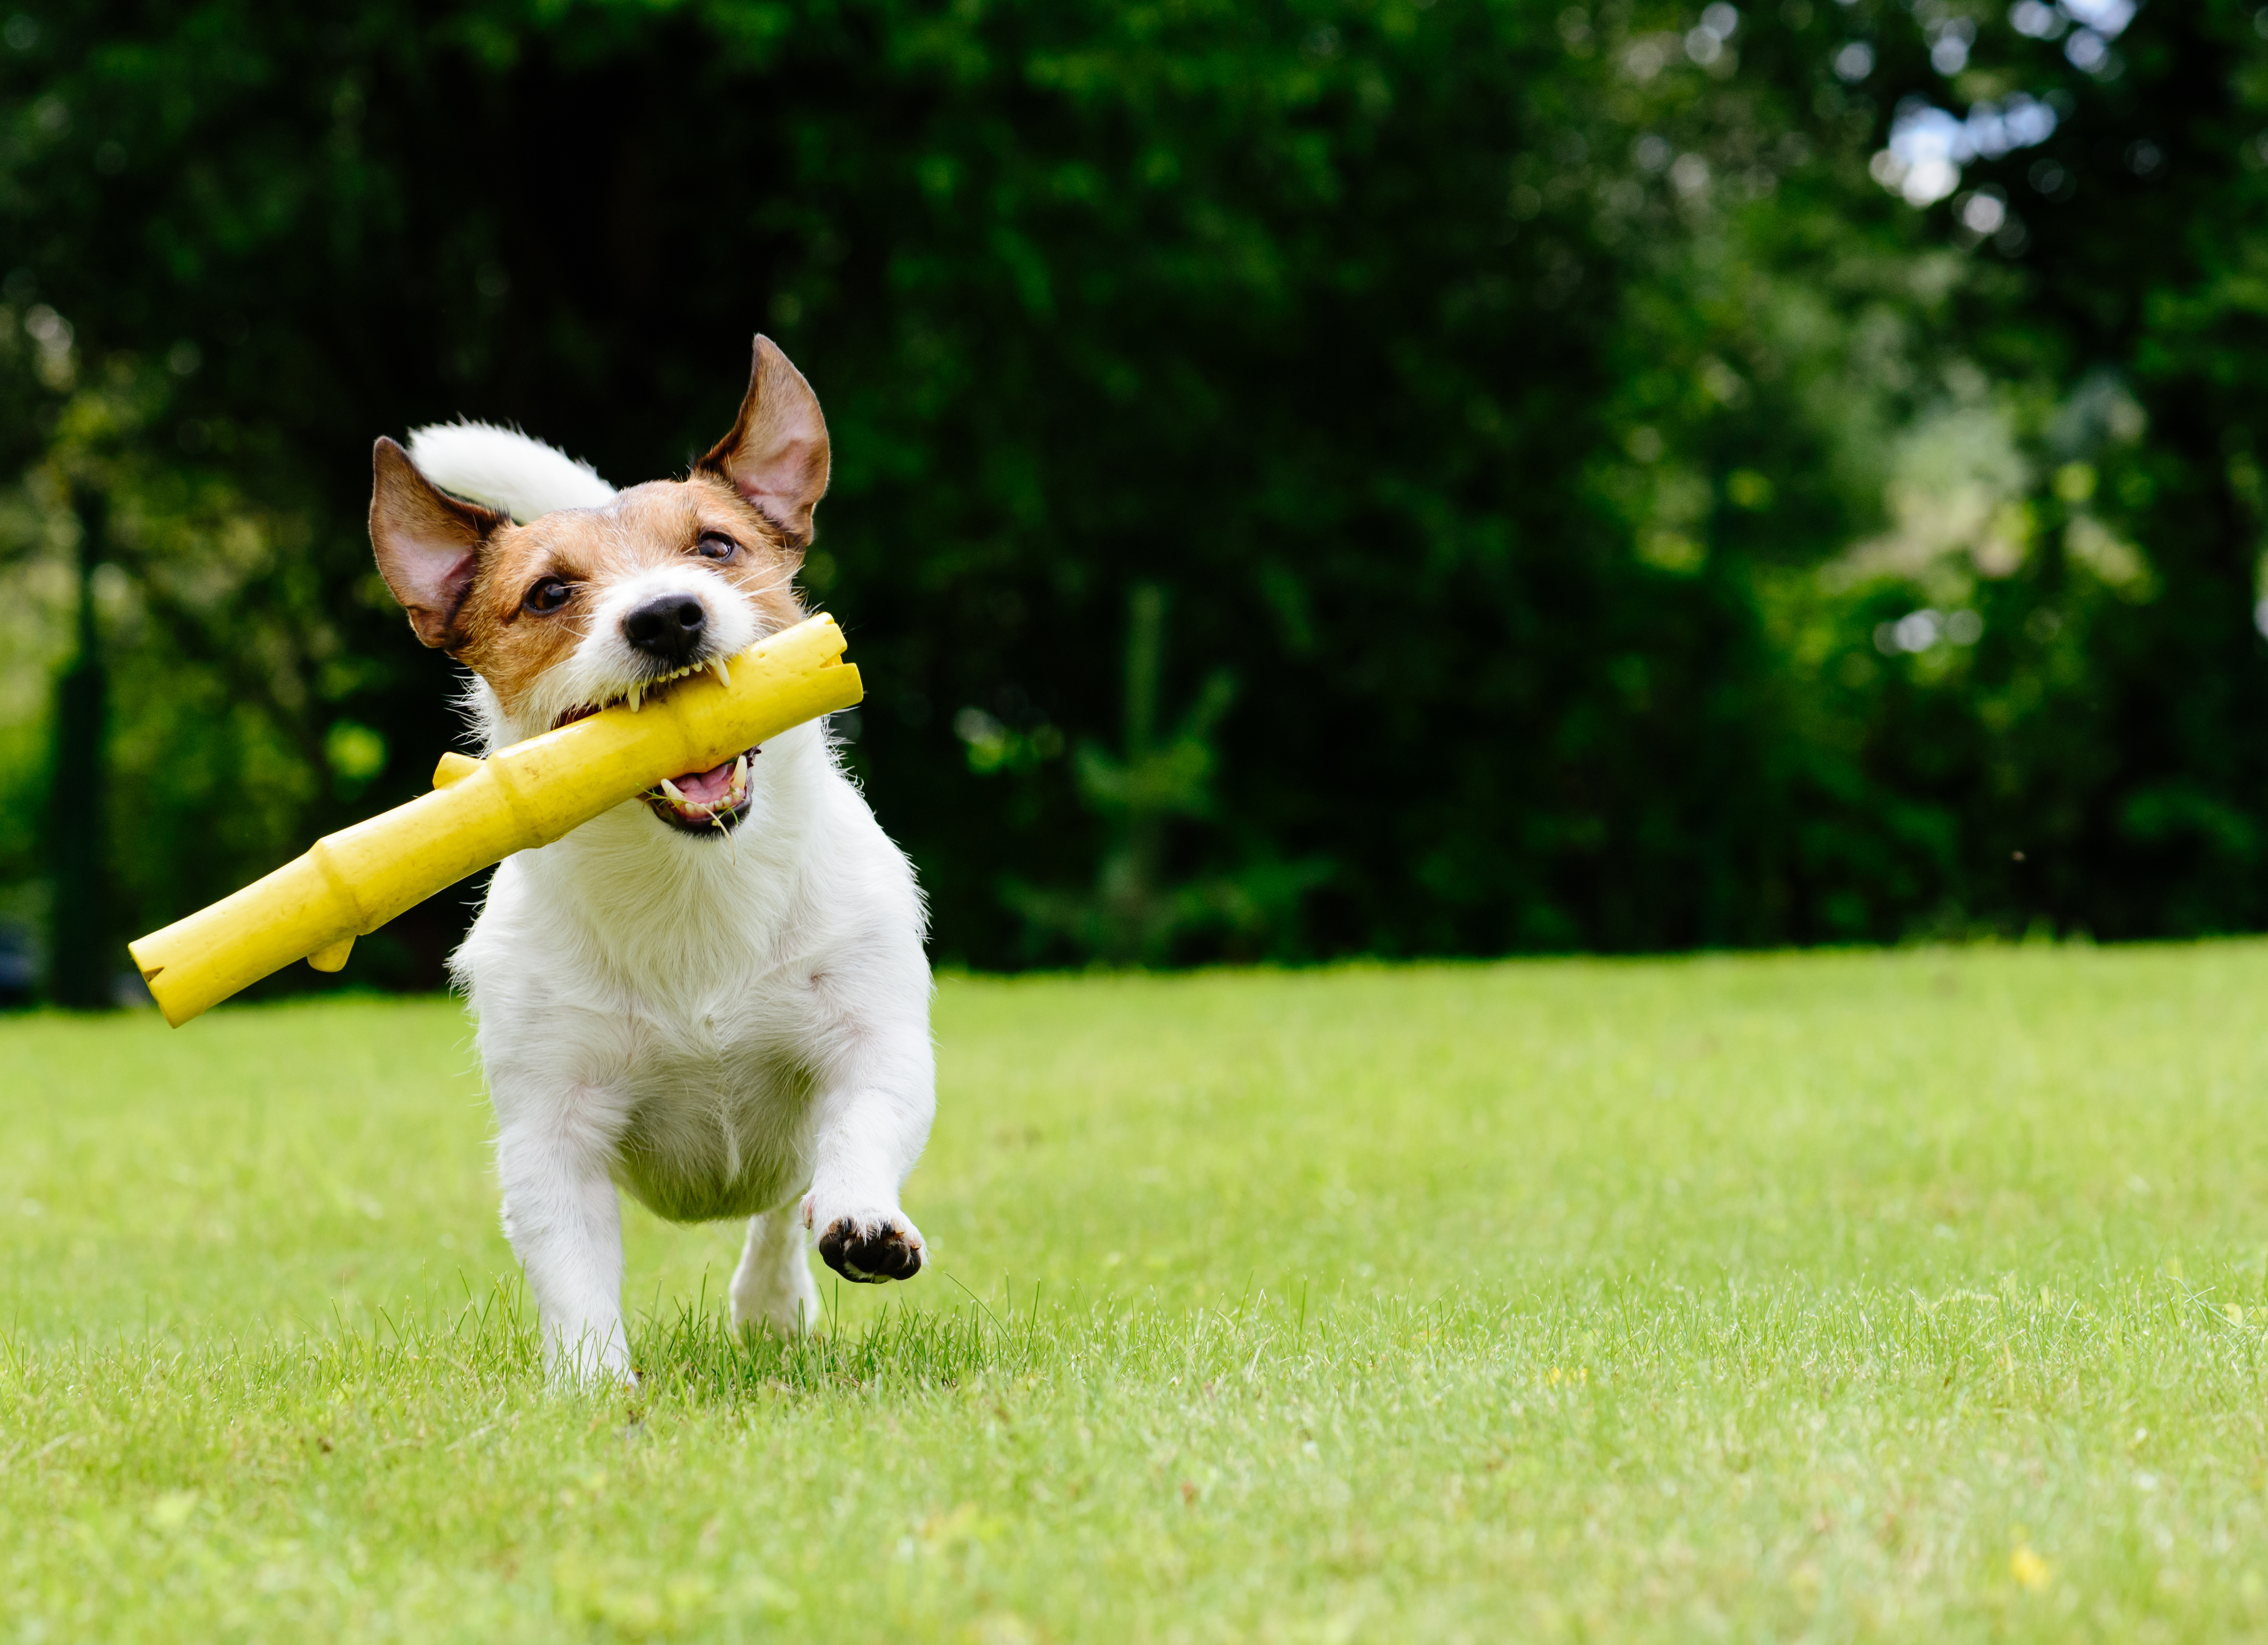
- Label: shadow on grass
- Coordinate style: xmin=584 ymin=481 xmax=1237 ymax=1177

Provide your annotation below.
xmin=631 ymin=1272 xmax=1057 ymax=1406
xmin=626 ymin=1274 xmax=1501 ymax=1409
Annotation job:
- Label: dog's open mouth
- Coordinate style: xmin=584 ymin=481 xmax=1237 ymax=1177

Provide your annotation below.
xmin=642 ymin=748 xmax=756 ymax=833
xmin=549 ymin=658 xmax=756 ymax=837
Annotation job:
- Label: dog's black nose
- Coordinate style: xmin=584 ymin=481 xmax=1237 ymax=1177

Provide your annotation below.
xmin=623 ymin=595 xmax=707 ymax=665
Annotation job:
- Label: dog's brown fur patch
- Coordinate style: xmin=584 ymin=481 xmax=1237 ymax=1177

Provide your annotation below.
xmin=698 ymin=337 xmax=831 ymax=551
xmin=446 ymin=479 xmax=805 ymax=714
xmin=367 ymin=441 xmax=510 ymax=650
xmin=369 ymin=335 xmax=829 ymax=722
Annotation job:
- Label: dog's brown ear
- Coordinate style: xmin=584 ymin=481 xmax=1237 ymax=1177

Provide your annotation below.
xmin=697 ymin=335 xmax=831 ymax=552
xmin=369 ymin=437 xmax=508 ymax=650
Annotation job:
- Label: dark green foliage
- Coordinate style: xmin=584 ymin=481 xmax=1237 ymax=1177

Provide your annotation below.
xmin=43 ymin=486 xmax=105 ymax=1006
xmin=4 ymin=0 xmax=2268 ymax=982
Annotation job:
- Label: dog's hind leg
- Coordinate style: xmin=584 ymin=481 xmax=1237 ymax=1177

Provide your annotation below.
xmin=730 ymin=1204 xmax=820 ymax=1338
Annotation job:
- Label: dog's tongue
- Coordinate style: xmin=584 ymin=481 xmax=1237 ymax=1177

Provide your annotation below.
xmin=669 ymin=757 xmax=737 ymax=806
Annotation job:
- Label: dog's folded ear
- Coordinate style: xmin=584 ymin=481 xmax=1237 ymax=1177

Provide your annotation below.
xmin=698 ymin=335 xmax=831 ymax=553
xmin=369 ymin=437 xmax=509 ymax=650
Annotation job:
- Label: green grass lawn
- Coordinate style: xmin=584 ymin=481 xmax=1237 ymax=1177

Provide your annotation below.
xmin=9 ymin=946 xmax=2268 ymax=1641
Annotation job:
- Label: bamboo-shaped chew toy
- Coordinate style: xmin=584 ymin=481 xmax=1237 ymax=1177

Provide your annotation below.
xmin=129 ymin=612 xmax=862 ymax=1028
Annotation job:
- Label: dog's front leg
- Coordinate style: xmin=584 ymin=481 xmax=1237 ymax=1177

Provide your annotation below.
xmin=800 ymin=1024 xmax=936 ymax=1285
xmin=493 ymin=1092 xmax=633 ymax=1385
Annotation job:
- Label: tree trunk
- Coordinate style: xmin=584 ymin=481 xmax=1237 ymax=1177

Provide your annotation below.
xmin=46 ymin=487 xmax=111 ymax=1010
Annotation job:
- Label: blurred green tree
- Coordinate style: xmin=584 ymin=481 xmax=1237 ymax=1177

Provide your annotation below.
xmin=2 ymin=0 xmax=2267 ymax=990
xmin=996 ymin=583 xmax=1317 ymax=965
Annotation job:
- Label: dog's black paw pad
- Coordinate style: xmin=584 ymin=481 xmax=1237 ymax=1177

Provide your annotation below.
xmin=818 ymin=1218 xmax=924 ymax=1283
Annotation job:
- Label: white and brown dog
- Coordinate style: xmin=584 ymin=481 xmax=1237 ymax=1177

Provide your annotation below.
xmin=367 ymin=336 xmax=933 ymax=1383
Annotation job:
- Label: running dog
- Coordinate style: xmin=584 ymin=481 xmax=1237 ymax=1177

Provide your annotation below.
xmin=367 ymin=336 xmax=933 ymax=1383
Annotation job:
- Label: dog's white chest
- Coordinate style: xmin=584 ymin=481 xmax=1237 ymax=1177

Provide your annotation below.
xmin=601 ymin=984 xmax=825 ymax=1223
xmin=603 ymin=1003 xmax=816 ymax=1216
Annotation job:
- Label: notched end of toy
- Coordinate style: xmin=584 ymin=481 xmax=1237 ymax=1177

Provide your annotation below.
xmin=307 ymin=935 xmax=354 ymax=973
xmin=432 ymin=751 xmax=482 ymax=788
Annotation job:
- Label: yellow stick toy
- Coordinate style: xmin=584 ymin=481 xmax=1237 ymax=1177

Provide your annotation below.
xmin=128 ymin=612 xmax=862 ymax=1027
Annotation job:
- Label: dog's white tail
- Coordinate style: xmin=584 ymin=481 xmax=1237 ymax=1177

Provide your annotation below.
xmin=406 ymin=421 xmax=616 ymax=524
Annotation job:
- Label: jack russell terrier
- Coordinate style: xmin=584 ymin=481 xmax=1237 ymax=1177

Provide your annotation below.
xmin=368 ymin=336 xmax=933 ymax=1383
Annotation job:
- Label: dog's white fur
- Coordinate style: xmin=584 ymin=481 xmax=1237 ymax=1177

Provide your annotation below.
xmin=413 ymin=427 xmax=934 ymax=1384
xmin=408 ymin=421 xmax=618 ymax=523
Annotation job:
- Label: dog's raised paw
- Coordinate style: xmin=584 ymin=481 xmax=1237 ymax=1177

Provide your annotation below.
xmin=815 ymin=1212 xmax=924 ymax=1283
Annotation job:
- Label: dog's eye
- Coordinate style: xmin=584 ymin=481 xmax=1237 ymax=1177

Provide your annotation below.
xmin=694 ymin=533 xmax=739 ymax=563
xmin=523 ymin=576 xmax=573 ymax=614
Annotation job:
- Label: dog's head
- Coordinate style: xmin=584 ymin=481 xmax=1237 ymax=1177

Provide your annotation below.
xmin=368 ymin=336 xmax=826 ymax=835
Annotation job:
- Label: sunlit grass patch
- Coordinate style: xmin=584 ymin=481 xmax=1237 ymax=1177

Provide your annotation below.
xmin=11 ymin=947 xmax=2268 ymax=1639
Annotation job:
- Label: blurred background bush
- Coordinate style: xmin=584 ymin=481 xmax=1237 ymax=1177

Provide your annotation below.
xmin=1 ymin=0 xmax=2261 ymax=1002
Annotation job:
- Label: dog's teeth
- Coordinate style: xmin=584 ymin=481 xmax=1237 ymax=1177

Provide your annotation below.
xmin=732 ymin=753 xmax=748 ymax=797
xmin=711 ymin=657 xmax=732 ymax=689
xmin=659 ymin=779 xmax=688 ymax=807
xmin=629 ymin=682 xmax=644 ymax=713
